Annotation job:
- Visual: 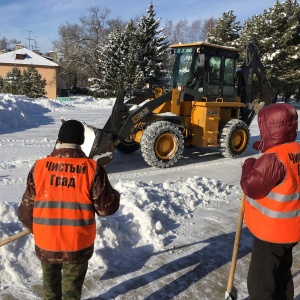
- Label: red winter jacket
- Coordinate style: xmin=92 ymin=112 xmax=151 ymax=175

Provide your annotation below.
xmin=240 ymin=103 xmax=298 ymax=199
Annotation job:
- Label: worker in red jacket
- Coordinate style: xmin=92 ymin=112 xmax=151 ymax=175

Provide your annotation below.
xmin=18 ymin=120 xmax=120 ymax=300
xmin=240 ymin=103 xmax=299 ymax=299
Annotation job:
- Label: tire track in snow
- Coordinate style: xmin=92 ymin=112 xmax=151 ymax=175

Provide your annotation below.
xmin=108 ymin=158 xmax=243 ymax=181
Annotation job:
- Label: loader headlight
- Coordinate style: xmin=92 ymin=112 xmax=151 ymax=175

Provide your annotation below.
xmin=177 ymin=85 xmax=184 ymax=91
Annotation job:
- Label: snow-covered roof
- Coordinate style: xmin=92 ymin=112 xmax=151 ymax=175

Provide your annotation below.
xmin=0 ymin=48 xmax=59 ymax=67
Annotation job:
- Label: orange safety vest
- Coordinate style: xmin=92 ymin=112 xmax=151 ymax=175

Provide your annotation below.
xmin=33 ymin=156 xmax=97 ymax=251
xmin=245 ymin=141 xmax=300 ymax=243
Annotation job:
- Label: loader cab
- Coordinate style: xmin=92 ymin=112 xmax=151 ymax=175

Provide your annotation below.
xmin=169 ymin=42 xmax=240 ymax=101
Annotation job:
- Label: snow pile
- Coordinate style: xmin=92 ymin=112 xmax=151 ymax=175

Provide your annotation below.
xmin=40 ymin=96 xmax=116 ymax=111
xmin=0 ymin=177 xmax=239 ymax=288
xmin=0 ymin=93 xmax=115 ymax=132
xmin=0 ymin=94 xmax=49 ymax=130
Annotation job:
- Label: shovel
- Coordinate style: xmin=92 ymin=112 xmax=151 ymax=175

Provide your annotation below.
xmin=224 ymin=192 xmax=246 ymax=300
xmin=0 ymin=229 xmax=30 ymax=247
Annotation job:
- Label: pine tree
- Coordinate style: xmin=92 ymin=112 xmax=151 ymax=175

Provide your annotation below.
xmin=206 ymin=10 xmax=241 ymax=47
xmin=21 ymin=66 xmax=47 ymax=98
xmin=237 ymin=14 xmax=266 ymax=54
xmin=90 ymin=3 xmax=169 ymax=94
xmin=237 ymin=0 xmax=300 ymax=98
xmin=265 ymin=0 xmax=300 ymax=99
xmin=4 ymin=67 xmax=22 ymax=94
xmin=137 ymin=3 xmax=168 ymax=87
xmin=90 ymin=20 xmax=140 ymax=95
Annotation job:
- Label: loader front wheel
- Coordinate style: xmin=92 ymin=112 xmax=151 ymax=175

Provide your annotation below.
xmin=218 ymin=119 xmax=250 ymax=158
xmin=140 ymin=121 xmax=184 ymax=168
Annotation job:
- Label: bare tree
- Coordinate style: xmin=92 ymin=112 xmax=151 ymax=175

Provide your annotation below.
xmin=202 ymin=17 xmax=217 ymax=41
xmin=173 ymin=19 xmax=189 ymax=44
xmin=188 ymin=19 xmax=203 ymax=42
xmin=53 ymin=6 xmax=124 ymax=93
xmin=0 ymin=37 xmax=22 ymax=51
xmin=162 ymin=17 xmax=217 ymax=45
xmin=163 ymin=19 xmax=174 ymax=44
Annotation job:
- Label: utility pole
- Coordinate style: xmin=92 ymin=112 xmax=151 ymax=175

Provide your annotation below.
xmin=33 ymin=36 xmax=40 ymax=52
xmin=26 ymin=30 xmax=34 ymax=50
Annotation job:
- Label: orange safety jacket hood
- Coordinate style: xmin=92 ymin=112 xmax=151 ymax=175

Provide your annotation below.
xmin=33 ymin=156 xmax=97 ymax=251
xmin=245 ymin=141 xmax=300 ymax=243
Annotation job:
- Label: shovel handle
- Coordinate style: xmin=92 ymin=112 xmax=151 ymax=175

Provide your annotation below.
xmin=226 ymin=192 xmax=246 ymax=294
xmin=0 ymin=229 xmax=31 ymax=247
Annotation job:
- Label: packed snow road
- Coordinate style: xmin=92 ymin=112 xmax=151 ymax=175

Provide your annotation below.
xmin=0 ymin=95 xmax=258 ymax=199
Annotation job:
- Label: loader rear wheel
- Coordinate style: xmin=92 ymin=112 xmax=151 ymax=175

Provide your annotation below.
xmin=218 ymin=119 xmax=250 ymax=158
xmin=140 ymin=121 xmax=184 ymax=168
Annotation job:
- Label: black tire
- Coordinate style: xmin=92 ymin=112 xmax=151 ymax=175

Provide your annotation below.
xmin=218 ymin=119 xmax=250 ymax=158
xmin=140 ymin=121 xmax=184 ymax=168
xmin=115 ymin=139 xmax=139 ymax=153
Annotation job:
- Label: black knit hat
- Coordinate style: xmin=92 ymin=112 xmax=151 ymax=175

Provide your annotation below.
xmin=58 ymin=120 xmax=85 ymax=145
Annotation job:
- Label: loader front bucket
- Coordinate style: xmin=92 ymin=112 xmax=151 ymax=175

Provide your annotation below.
xmin=82 ymin=122 xmax=114 ymax=167
xmin=57 ymin=119 xmax=114 ymax=167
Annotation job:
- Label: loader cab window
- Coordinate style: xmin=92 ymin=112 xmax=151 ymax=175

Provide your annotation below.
xmin=223 ymin=58 xmax=235 ymax=96
xmin=170 ymin=47 xmax=194 ymax=87
xmin=186 ymin=53 xmax=205 ymax=93
xmin=208 ymin=57 xmax=221 ymax=80
xmin=207 ymin=56 xmax=221 ymax=95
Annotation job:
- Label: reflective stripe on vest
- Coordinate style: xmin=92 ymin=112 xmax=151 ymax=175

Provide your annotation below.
xmin=33 ymin=156 xmax=97 ymax=251
xmin=244 ymin=141 xmax=300 ymax=243
xmin=34 ymin=199 xmax=95 ymax=226
xmin=246 ymin=197 xmax=300 ymax=219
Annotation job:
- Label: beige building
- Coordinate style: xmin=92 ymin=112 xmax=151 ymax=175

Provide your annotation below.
xmin=0 ymin=47 xmax=59 ymax=99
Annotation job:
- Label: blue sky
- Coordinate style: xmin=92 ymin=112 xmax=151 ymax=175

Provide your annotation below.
xmin=0 ymin=0 xmax=285 ymax=53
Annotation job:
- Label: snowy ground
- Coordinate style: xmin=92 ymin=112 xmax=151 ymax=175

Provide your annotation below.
xmin=0 ymin=93 xmax=300 ymax=299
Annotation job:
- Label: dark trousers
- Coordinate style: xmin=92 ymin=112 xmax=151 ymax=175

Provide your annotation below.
xmin=41 ymin=261 xmax=88 ymax=300
xmin=247 ymin=236 xmax=297 ymax=300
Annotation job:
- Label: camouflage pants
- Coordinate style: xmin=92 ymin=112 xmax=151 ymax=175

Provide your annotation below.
xmin=41 ymin=261 xmax=88 ymax=300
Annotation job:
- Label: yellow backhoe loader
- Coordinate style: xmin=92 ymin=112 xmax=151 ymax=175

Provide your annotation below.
xmin=81 ymin=41 xmax=276 ymax=168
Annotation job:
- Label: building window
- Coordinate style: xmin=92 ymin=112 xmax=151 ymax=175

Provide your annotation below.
xmin=16 ymin=54 xmax=26 ymax=60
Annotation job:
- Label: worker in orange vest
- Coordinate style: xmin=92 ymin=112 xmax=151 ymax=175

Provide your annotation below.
xmin=18 ymin=120 xmax=120 ymax=300
xmin=240 ymin=103 xmax=299 ymax=299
